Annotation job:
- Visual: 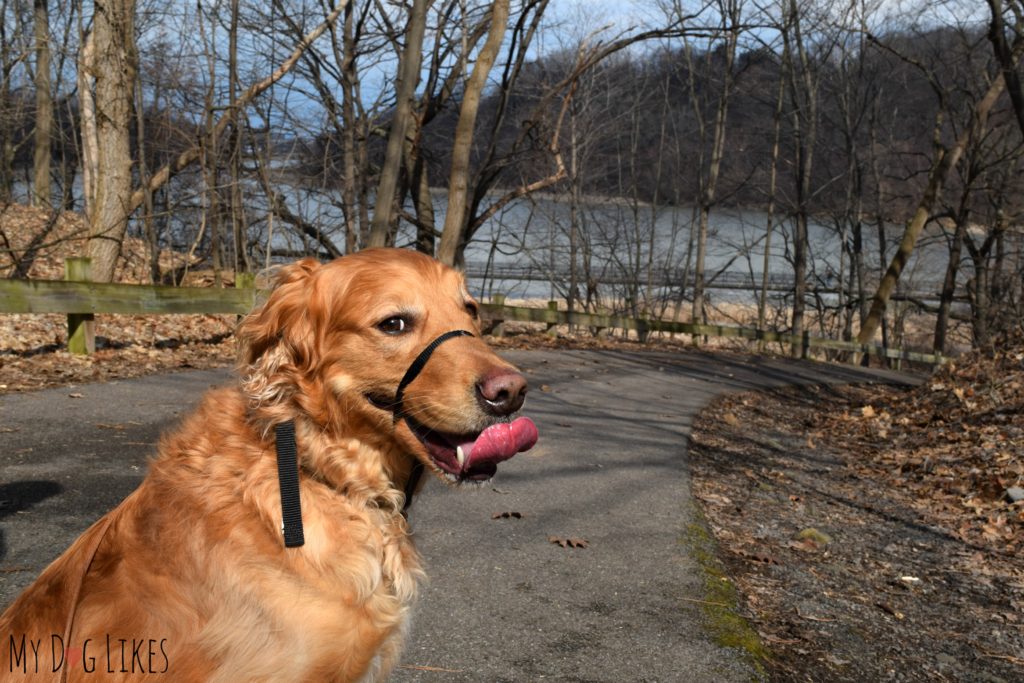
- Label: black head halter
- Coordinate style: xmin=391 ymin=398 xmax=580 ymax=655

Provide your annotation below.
xmin=393 ymin=329 xmax=473 ymax=421
xmin=274 ymin=329 xmax=474 ymax=547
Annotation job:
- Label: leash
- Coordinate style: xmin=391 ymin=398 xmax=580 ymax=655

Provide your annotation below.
xmin=274 ymin=421 xmax=305 ymax=548
xmin=58 ymin=514 xmax=114 ymax=683
xmin=274 ymin=330 xmax=473 ymax=547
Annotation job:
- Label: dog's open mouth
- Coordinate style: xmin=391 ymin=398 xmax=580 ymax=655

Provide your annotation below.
xmin=407 ymin=415 xmax=538 ymax=482
xmin=364 ymin=391 xmax=538 ymax=481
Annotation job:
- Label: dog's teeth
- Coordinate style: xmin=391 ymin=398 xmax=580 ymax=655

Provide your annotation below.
xmin=456 ymin=445 xmax=465 ymax=467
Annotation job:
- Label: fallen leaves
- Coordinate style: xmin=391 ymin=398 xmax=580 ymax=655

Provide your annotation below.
xmin=875 ymin=602 xmax=905 ymax=620
xmin=0 ymin=313 xmax=237 ymax=392
xmin=688 ymin=356 xmax=1024 ymax=682
xmin=793 ymin=527 xmax=833 ymax=548
xmin=698 ymin=492 xmax=733 ymax=506
xmin=0 ymin=203 xmax=198 ymax=282
xmin=819 ymin=345 xmax=1024 ymax=552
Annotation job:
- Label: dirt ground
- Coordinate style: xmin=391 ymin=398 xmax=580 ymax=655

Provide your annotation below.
xmin=689 ymin=366 xmax=1024 ymax=681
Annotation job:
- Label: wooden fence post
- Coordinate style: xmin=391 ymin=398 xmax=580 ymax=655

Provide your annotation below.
xmin=637 ymin=319 xmax=650 ymax=343
xmin=490 ymin=293 xmax=506 ymax=338
xmin=65 ymin=257 xmax=95 ymax=355
xmin=545 ymin=300 xmax=559 ymax=337
xmin=234 ymin=271 xmax=256 ymax=321
xmin=235 ymin=271 xmax=256 ymax=289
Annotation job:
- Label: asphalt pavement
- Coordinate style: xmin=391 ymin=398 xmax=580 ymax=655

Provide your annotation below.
xmin=0 ymin=349 xmax=912 ymax=682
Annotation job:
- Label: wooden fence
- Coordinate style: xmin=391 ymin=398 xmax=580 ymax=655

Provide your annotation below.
xmin=0 ymin=258 xmax=945 ymax=365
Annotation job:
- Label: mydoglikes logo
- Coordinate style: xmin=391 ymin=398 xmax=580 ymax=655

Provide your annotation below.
xmin=7 ymin=634 xmax=169 ymax=675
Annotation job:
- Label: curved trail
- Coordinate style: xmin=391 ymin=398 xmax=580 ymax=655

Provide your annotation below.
xmin=0 ymin=349 xmax=910 ymax=681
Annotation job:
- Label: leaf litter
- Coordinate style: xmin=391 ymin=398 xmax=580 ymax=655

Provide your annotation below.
xmin=689 ymin=344 xmax=1024 ymax=682
xmin=0 ymin=204 xmax=238 ymax=393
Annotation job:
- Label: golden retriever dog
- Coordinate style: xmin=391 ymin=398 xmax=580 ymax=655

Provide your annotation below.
xmin=0 ymin=248 xmax=538 ymax=682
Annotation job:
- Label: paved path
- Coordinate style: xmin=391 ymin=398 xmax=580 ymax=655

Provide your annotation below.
xmin=0 ymin=349 xmax=911 ymax=681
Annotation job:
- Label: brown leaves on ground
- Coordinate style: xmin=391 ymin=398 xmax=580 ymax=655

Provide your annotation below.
xmin=548 ymin=536 xmax=588 ymax=549
xmin=825 ymin=347 xmax=1024 ymax=551
xmin=0 ymin=313 xmax=236 ymax=392
xmin=0 ymin=203 xmax=243 ymax=391
xmin=0 ymin=203 xmax=199 ymax=282
xmin=688 ymin=347 xmax=1024 ymax=682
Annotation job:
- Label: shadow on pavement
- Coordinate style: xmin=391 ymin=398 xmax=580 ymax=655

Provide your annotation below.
xmin=0 ymin=481 xmax=64 ymax=561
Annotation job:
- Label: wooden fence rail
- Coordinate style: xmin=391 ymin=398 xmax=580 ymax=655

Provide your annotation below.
xmin=0 ymin=259 xmax=945 ymax=365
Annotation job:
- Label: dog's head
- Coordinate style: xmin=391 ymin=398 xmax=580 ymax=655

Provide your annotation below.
xmin=237 ymin=248 xmax=537 ymax=485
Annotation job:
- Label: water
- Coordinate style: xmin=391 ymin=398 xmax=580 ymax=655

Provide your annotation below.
xmin=401 ymin=192 xmax=951 ymax=303
xmin=18 ymin=177 xmax=951 ymax=307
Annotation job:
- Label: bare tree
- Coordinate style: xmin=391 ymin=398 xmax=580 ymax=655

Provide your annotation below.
xmin=986 ymin=0 xmax=1024 ymax=134
xmin=781 ymin=0 xmax=824 ymax=356
xmin=688 ymin=0 xmax=741 ymax=330
xmin=32 ymin=0 xmax=51 ymax=208
xmin=86 ymin=0 xmax=138 ymax=283
xmin=436 ymin=0 xmax=510 ymax=265
xmin=0 ymin=0 xmax=33 ymax=202
xmin=857 ymin=47 xmax=1009 ymax=344
xmin=368 ymin=0 xmax=430 ymax=246
xmin=757 ymin=42 xmax=786 ymax=336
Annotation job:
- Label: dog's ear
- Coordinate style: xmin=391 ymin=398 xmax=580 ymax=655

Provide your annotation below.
xmin=237 ymin=258 xmax=323 ymax=406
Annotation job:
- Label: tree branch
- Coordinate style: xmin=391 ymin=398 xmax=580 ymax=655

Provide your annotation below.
xmin=126 ymin=1 xmax=349 ymax=215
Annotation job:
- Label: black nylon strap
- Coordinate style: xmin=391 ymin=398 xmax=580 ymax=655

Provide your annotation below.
xmin=394 ymin=329 xmax=473 ymax=514
xmin=402 ymin=461 xmax=424 ymax=516
xmin=274 ymin=421 xmax=305 ymax=548
xmin=393 ymin=329 xmax=473 ymax=421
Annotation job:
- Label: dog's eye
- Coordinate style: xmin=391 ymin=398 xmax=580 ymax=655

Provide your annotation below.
xmin=465 ymin=301 xmax=479 ymax=318
xmin=377 ymin=316 xmax=409 ymax=335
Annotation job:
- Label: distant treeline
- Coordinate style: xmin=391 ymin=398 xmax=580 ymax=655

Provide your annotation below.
xmin=312 ymin=24 xmax=1017 ymax=228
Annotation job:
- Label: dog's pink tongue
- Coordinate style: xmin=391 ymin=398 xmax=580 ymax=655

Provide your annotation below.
xmin=457 ymin=417 xmax=538 ymax=470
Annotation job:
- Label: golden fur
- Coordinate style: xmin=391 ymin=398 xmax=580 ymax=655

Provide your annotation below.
xmin=0 ymin=248 xmax=528 ymax=682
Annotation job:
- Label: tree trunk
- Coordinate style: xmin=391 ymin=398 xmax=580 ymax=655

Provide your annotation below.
xmin=934 ymin=206 xmax=967 ymax=354
xmin=758 ymin=59 xmax=786 ymax=337
xmin=567 ymin=98 xmax=580 ymax=320
xmin=228 ymin=0 xmax=248 ymax=272
xmin=692 ymin=208 xmax=709 ymax=325
xmin=986 ymin=0 xmax=1024 ymax=136
xmin=785 ymin=0 xmax=818 ymax=357
xmin=200 ymin=6 xmax=222 ymax=285
xmin=135 ymin=75 xmax=158 ymax=282
xmin=340 ymin=1 xmax=360 ymax=254
xmin=857 ymin=74 xmax=1005 ymax=344
xmin=437 ymin=0 xmax=511 ymax=267
xmin=32 ymin=0 xmax=51 ymax=208
xmin=86 ymin=0 xmax=137 ymax=283
xmin=368 ymin=0 xmax=430 ymax=247
xmin=406 ymin=131 xmax=436 ymax=255
xmin=77 ymin=30 xmax=97 ymax=216
xmin=691 ymin=1 xmax=738 ymax=329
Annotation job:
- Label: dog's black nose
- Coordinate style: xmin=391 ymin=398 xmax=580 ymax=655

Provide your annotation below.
xmin=476 ymin=368 xmax=528 ymax=416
